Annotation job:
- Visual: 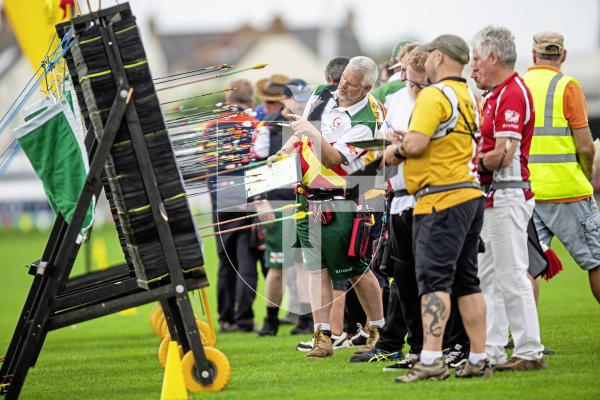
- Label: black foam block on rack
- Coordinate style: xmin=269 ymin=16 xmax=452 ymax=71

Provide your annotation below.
xmin=130 ymin=232 xmax=206 ymax=289
xmin=58 ymin=2 xmax=206 ymax=287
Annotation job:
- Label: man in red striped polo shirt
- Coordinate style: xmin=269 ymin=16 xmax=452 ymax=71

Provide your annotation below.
xmin=471 ymin=25 xmax=544 ymax=372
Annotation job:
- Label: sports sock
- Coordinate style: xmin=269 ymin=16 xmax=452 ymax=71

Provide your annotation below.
xmin=468 ymin=352 xmax=487 ymax=364
xmin=368 ymin=319 xmax=385 ymax=328
xmin=314 ymin=322 xmax=331 ymax=332
xmin=266 ymin=306 xmax=278 ymax=319
xmin=420 ymin=350 xmax=443 ymax=365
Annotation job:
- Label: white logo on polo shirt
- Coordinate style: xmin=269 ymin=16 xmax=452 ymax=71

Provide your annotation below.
xmin=504 ymin=110 xmax=520 ymax=123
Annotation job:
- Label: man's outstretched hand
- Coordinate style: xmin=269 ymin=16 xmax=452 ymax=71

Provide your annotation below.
xmin=288 ymin=114 xmax=320 ymax=140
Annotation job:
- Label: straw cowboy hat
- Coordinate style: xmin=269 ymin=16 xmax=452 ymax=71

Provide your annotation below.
xmin=255 ymin=74 xmax=290 ymax=102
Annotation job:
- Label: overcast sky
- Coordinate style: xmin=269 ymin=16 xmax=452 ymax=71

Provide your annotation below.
xmin=116 ymin=0 xmax=599 ymax=57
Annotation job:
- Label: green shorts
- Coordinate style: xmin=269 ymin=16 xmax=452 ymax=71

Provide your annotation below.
xmin=264 ymin=210 xmax=299 ymax=269
xmin=296 ymin=193 xmax=369 ymax=281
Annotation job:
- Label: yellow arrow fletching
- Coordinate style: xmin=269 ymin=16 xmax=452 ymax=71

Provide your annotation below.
xmin=292 ymin=211 xmax=313 ymax=219
xmin=280 ymin=203 xmax=301 ymax=211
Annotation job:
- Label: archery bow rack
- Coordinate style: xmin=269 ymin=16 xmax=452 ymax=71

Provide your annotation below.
xmin=0 ymin=3 xmax=220 ymax=398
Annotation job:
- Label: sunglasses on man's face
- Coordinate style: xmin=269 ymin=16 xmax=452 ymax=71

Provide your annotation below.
xmin=406 ymin=80 xmax=428 ymax=90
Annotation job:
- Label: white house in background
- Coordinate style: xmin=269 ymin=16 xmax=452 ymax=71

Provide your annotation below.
xmin=151 ymin=12 xmax=363 ymax=104
xmin=226 ymin=33 xmax=326 ymax=86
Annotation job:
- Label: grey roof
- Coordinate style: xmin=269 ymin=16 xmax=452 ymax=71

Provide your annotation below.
xmin=158 ymin=25 xmax=363 ymax=73
xmin=291 ymin=27 xmax=362 ymax=58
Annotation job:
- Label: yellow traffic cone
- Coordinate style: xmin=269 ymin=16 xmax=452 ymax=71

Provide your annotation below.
xmin=160 ymin=341 xmax=189 ymax=400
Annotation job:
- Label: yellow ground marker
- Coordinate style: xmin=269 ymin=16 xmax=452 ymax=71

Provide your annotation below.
xmin=160 ymin=341 xmax=189 ymax=400
xmin=92 ymin=238 xmax=109 ymax=270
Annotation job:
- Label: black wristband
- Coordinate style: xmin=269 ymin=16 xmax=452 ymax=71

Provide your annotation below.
xmin=393 ymin=147 xmax=406 ymax=160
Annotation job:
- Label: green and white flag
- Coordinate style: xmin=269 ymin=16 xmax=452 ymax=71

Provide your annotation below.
xmin=22 ymin=96 xmax=55 ymax=121
xmin=14 ymin=100 xmax=94 ymax=242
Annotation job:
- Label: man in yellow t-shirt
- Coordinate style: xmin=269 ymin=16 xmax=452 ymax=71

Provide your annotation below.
xmin=382 ymin=34 xmax=489 ymax=382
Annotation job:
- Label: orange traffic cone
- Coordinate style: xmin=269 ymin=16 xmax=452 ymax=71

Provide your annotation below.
xmin=160 ymin=341 xmax=189 ymax=400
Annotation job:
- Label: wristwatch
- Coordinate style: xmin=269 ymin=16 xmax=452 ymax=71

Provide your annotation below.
xmin=477 ymin=157 xmax=490 ymax=173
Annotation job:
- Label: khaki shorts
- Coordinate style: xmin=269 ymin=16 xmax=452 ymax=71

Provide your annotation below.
xmin=533 ymin=197 xmax=600 ymax=270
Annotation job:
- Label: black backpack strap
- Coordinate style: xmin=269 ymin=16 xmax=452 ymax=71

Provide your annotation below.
xmin=307 ymin=85 xmax=336 ymax=131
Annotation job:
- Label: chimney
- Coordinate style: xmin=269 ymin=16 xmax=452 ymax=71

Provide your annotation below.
xmin=345 ymin=9 xmax=355 ymax=31
xmin=318 ymin=2 xmax=339 ymax=64
xmin=267 ymin=15 xmax=286 ymax=34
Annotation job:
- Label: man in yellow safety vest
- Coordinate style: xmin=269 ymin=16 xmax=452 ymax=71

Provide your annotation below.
xmin=523 ymin=31 xmax=600 ymax=304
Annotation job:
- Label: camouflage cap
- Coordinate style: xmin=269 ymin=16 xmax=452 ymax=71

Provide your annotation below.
xmin=533 ymin=31 xmax=564 ymax=55
xmin=420 ymin=34 xmax=470 ymax=65
xmin=390 ymin=41 xmax=411 ymax=64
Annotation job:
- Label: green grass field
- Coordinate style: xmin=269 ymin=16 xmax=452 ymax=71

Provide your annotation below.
xmin=1 ymin=222 xmax=599 ymax=400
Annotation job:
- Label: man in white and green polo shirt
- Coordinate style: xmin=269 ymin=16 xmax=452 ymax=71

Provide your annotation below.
xmin=270 ymin=56 xmax=386 ymax=360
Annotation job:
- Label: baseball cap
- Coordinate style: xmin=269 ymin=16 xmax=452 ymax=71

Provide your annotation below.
xmin=533 ymin=31 xmax=564 ymax=55
xmin=389 ymin=42 xmax=419 ymax=70
xmin=282 ymin=79 xmax=312 ymax=102
xmin=420 ymin=34 xmax=470 ymax=65
xmin=389 ymin=41 xmax=411 ymax=64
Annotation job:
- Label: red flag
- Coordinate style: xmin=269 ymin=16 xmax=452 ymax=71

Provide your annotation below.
xmin=541 ymin=244 xmax=563 ymax=281
xmin=60 ymin=0 xmax=75 ymax=19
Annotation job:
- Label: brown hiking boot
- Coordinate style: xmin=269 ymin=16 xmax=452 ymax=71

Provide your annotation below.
xmin=494 ymin=357 xmax=545 ymax=371
xmin=305 ymin=328 xmax=333 ymax=359
xmin=395 ymin=358 xmax=450 ymax=383
xmin=354 ymin=325 xmax=380 ymax=354
xmin=455 ymin=359 xmax=493 ymax=378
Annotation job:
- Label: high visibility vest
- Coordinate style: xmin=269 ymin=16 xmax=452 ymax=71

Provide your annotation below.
xmin=523 ymin=68 xmax=592 ymax=200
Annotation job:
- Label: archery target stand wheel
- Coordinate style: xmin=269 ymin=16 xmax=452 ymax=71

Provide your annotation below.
xmin=181 ymin=347 xmax=231 ymax=392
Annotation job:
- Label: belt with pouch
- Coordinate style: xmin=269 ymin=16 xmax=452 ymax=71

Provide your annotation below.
xmin=299 ymin=186 xmax=348 ymax=225
xmin=414 ymin=182 xmax=482 ymax=200
xmin=299 ymin=184 xmax=357 ymax=201
xmin=393 ymin=189 xmax=410 ymax=198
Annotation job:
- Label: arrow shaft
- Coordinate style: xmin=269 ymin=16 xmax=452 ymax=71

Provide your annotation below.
xmin=157 ymin=64 xmax=267 ymax=92
xmin=201 ymin=212 xmax=307 ymax=238
xmin=184 ymin=159 xmax=268 ymax=183
xmin=160 ymin=88 xmax=233 ymax=106
xmin=197 ymin=203 xmax=299 ymax=230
